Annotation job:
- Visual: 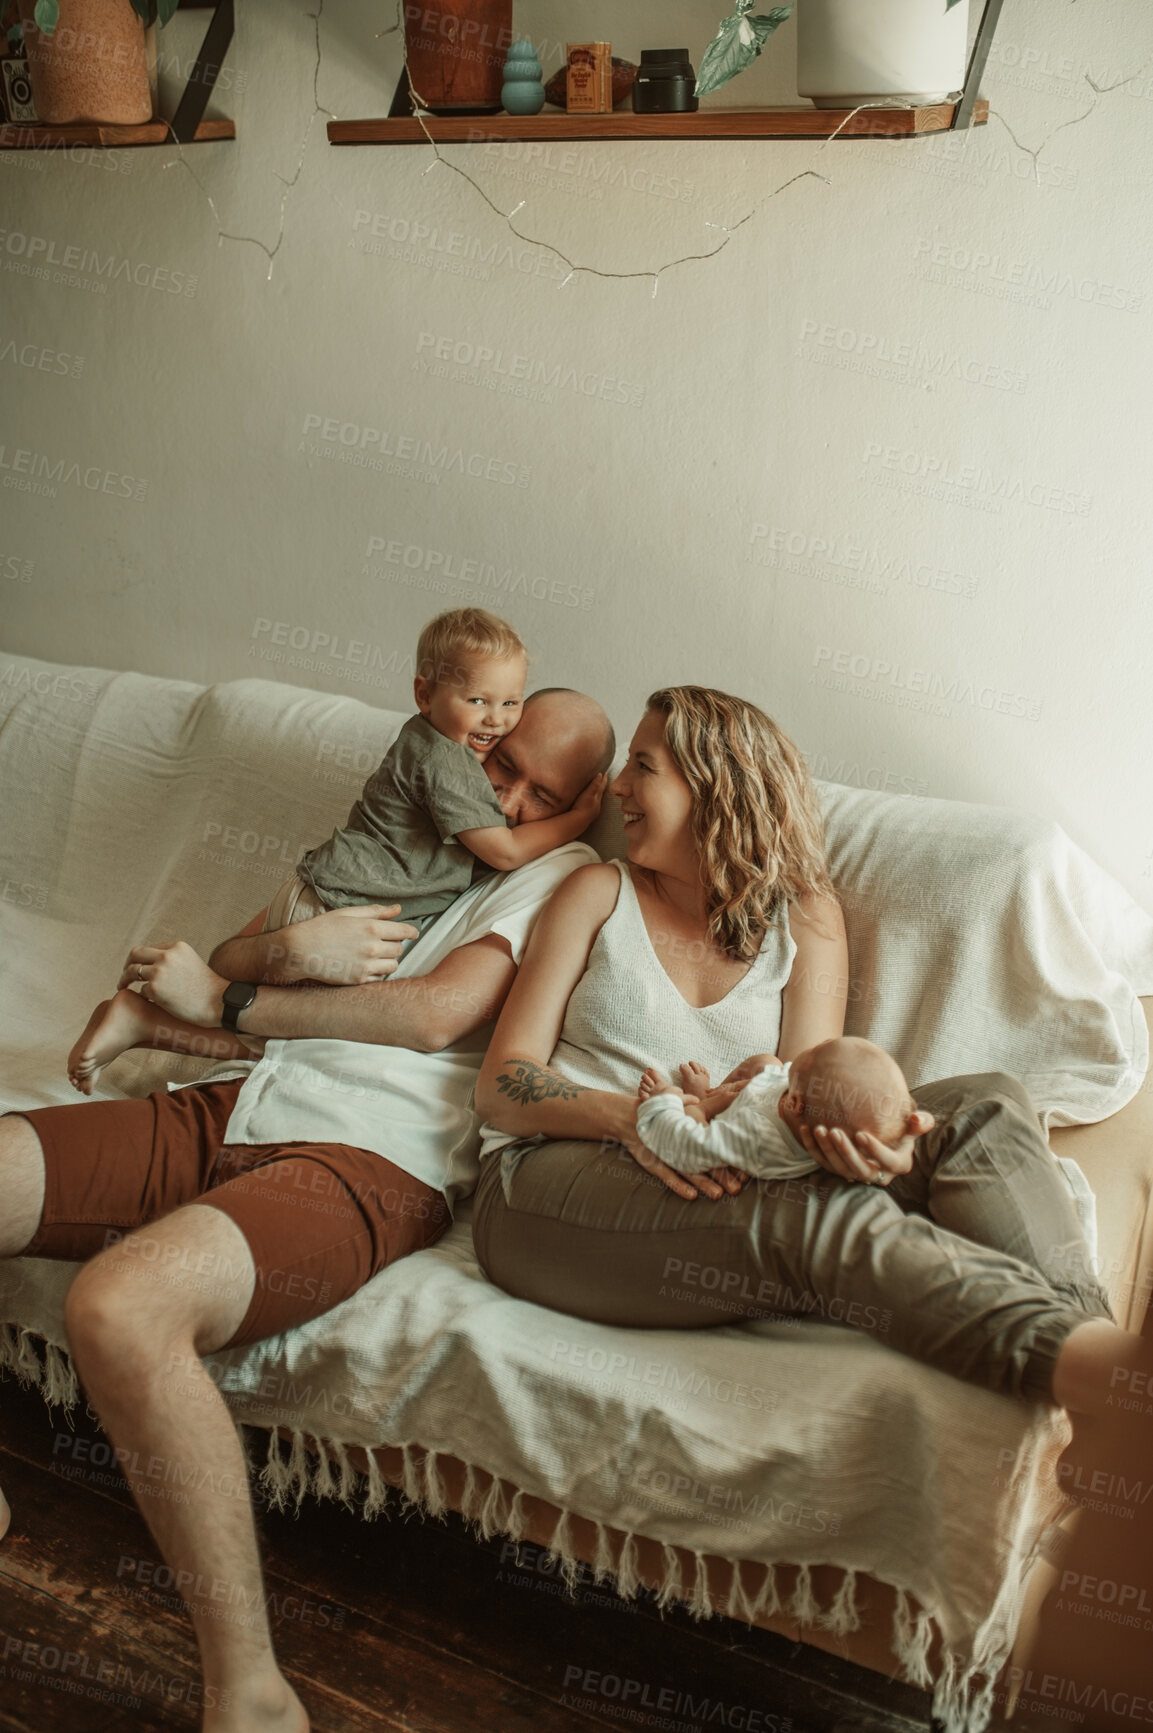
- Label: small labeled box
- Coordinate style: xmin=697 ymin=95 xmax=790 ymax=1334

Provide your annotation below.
xmin=566 ymin=42 xmax=612 ymax=113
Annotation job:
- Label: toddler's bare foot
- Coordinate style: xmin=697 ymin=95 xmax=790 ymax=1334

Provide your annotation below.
xmin=680 ymin=1060 xmax=711 ymax=1099
xmin=67 ymin=989 xmax=158 ymax=1095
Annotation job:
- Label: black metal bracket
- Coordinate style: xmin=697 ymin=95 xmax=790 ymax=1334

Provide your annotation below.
xmin=388 ymin=64 xmax=412 ymax=118
xmin=952 ymin=0 xmax=1004 ymax=129
xmin=166 ymin=0 xmax=234 ymax=143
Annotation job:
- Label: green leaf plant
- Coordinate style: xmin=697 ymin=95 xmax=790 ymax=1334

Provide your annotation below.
xmin=696 ymin=0 xmax=966 ymax=98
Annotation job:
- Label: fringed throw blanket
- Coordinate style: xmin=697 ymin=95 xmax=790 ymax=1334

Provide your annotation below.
xmin=0 ymin=1224 xmax=1069 ymax=1733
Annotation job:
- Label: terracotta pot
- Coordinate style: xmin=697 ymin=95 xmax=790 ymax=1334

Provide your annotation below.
xmin=18 ymin=0 xmax=152 ymax=125
xmin=797 ymin=0 xmax=970 ymax=108
xmin=404 ymin=0 xmax=514 ymax=112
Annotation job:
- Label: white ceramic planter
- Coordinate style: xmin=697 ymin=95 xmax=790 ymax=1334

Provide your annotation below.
xmin=797 ymin=0 xmax=970 ymax=108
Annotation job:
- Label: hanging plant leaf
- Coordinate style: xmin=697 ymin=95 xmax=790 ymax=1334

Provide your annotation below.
xmin=945 ymin=0 xmax=965 ymax=8
xmin=33 ymin=0 xmax=59 ymax=34
xmin=696 ymin=2 xmax=792 ymax=99
xmin=157 ymin=0 xmax=181 ymax=22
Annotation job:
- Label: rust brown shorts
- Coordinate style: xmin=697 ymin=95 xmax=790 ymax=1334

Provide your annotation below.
xmin=13 ymin=1079 xmax=451 ymax=1348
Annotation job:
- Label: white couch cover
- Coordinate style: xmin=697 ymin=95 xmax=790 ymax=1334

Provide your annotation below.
xmin=2 ymin=651 xmax=1152 ymax=1732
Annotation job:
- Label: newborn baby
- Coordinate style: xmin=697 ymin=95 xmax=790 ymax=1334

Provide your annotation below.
xmin=635 ymin=1036 xmax=917 ymax=1187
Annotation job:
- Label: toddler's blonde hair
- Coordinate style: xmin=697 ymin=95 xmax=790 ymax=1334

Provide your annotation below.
xmin=415 ymin=608 xmax=528 ymax=689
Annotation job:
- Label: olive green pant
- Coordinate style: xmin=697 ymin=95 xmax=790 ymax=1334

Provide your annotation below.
xmin=473 ymin=1073 xmax=1112 ymax=1404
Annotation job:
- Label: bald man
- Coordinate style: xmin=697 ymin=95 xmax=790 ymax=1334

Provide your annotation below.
xmin=0 ymin=686 xmax=613 ymax=1733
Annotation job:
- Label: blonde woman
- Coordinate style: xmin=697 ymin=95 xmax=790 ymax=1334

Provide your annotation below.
xmin=473 ymin=686 xmax=1137 ymax=1412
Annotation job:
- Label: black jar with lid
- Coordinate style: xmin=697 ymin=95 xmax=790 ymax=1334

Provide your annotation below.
xmin=631 ymin=48 xmax=699 ymax=113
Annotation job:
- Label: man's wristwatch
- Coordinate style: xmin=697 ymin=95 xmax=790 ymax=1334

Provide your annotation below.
xmin=221 ymin=981 xmax=259 ymax=1032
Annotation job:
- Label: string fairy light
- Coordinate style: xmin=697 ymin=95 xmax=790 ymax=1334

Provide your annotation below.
xmin=400 ymin=73 xmax=839 ymax=292
xmin=985 ymin=58 xmax=1151 ymax=181
xmin=155 ymin=0 xmax=1142 ymax=289
xmin=160 ymin=0 xmax=336 ymax=279
xmin=388 ymin=21 xmax=975 ymax=297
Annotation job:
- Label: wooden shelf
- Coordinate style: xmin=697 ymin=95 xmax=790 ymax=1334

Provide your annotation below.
xmin=329 ymin=98 xmax=987 ymax=146
xmin=0 ymin=0 xmax=234 ymax=147
xmin=0 ymin=118 xmax=234 ymax=148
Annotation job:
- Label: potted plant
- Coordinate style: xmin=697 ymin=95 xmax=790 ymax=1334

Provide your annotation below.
xmin=697 ymin=0 xmax=970 ymax=108
xmin=11 ymin=0 xmax=176 ymax=125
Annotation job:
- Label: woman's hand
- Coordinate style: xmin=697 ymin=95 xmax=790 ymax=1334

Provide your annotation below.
xmin=794 ymin=1110 xmax=935 ymax=1185
xmin=707 ymin=1165 xmax=751 ymax=1193
xmin=617 ymin=1106 xmax=748 ymax=1201
xmin=623 ymin=1136 xmax=729 ymax=1202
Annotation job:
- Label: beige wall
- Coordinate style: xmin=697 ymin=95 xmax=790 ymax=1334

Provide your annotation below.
xmin=2 ymin=0 xmax=1150 ymax=908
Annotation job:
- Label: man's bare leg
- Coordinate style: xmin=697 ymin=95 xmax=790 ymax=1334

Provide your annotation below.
xmin=0 ymin=1113 xmax=48 ymax=1257
xmin=68 ymin=988 xmax=259 ymax=1095
xmin=63 ymin=1203 xmax=307 ymax=1732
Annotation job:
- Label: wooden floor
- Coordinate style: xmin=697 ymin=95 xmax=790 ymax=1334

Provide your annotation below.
xmin=0 ymin=1375 xmax=940 ymax=1732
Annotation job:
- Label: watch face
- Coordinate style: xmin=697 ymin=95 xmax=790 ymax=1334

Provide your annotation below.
xmin=221 ymin=981 xmax=257 ymax=1031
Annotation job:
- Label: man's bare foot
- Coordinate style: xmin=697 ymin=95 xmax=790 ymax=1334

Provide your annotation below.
xmin=680 ymin=1060 xmax=711 ymax=1099
xmin=638 ymin=1066 xmax=678 ymax=1101
xmin=204 ymin=1673 xmax=309 ymax=1732
xmin=0 ymin=1484 xmax=11 ymax=1541
xmin=67 ymin=989 xmax=157 ymax=1095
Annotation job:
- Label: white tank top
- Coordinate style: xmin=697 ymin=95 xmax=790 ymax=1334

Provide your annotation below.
xmin=479 ymin=859 xmax=797 ymax=1158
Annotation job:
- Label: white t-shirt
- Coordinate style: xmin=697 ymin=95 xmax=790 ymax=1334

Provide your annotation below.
xmin=222 ymin=843 xmax=597 ymax=1208
xmin=634 ymin=1063 xmax=816 ymax=1181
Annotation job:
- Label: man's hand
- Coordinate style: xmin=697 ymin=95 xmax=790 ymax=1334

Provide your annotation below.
xmin=794 ymin=1109 xmax=935 ymax=1186
xmin=271 ymin=904 xmax=420 ymax=985
xmin=119 ymin=941 xmax=228 ymax=1027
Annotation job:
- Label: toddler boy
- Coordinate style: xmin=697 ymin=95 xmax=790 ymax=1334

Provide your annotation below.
xmin=67 ymin=607 xmax=604 ymax=1092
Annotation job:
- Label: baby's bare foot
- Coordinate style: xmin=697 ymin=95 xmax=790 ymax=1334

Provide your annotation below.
xmin=638 ymin=1066 xmax=675 ymax=1100
xmin=67 ymin=989 xmax=155 ymax=1095
xmin=680 ymin=1060 xmax=711 ymax=1099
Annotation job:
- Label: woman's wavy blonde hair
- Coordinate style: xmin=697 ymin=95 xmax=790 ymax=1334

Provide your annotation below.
xmin=646 ymin=686 xmax=835 ymax=962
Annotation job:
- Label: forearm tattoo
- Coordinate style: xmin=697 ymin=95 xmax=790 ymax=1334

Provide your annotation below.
xmin=495 ymin=1060 xmax=585 ymax=1106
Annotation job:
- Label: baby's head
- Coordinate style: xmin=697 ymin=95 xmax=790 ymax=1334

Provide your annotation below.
xmin=413 ymin=608 xmax=528 ymax=760
xmin=784 ymin=1037 xmax=914 ymax=1150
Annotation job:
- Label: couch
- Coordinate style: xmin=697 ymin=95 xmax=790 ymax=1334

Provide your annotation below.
xmin=1 ymin=649 xmax=1151 ymax=1733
